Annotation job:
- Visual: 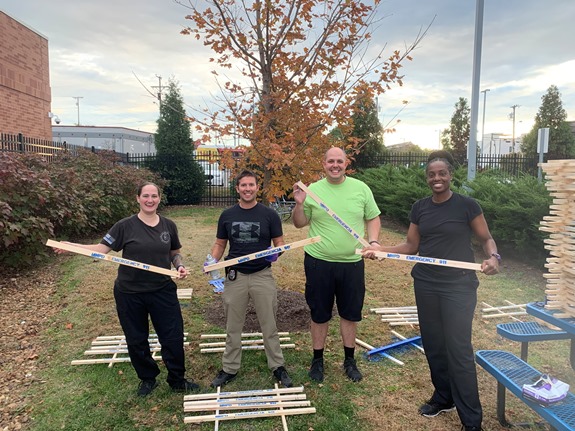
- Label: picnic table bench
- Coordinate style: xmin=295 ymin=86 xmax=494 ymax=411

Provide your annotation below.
xmin=497 ymin=321 xmax=572 ymax=361
xmin=476 ymin=349 xmax=575 ymax=430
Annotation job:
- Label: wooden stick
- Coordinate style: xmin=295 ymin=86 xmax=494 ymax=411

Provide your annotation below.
xmin=276 ymin=383 xmax=289 ymax=431
xmin=183 ymin=407 xmax=316 ymax=424
xmin=355 ymin=249 xmax=482 ymax=271
xmin=296 ymin=181 xmax=370 ymax=247
xmin=201 ymin=332 xmax=289 ymax=339
xmin=201 ymin=343 xmax=295 ymax=353
xmin=481 ymin=304 xmax=526 ymax=312
xmin=355 ymin=338 xmax=404 ymax=365
xmin=185 ymin=400 xmax=310 ymax=412
xmin=46 ymin=239 xmax=179 ymax=277
xmin=185 ymin=386 xmax=305 ymax=401
xmin=391 ymin=330 xmax=425 ymax=353
xmin=214 ymin=386 xmax=220 ymax=431
xmin=199 ymin=337 xmax=290 ymax=348
xmin=203 ymin=236 xmax=322 ymax=272
xmin=186 ymin=394 xmax=307 ymax=407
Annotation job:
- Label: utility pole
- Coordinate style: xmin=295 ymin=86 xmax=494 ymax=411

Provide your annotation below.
xmin=480 ymin=89 xmax=490 ymax=155
xmin=467 ymin=0 xmax=484 ymax=181
xmin=72 ymin=96 xmax=83 ymax=126
xmin=151 ymin=75 xmax=163 ymax=109
xmin=510 ymin=104 xmax=520 ymax=153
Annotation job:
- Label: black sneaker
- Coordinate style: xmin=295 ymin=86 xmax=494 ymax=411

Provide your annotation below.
xmin=418 ymin=399 xmax=456 ymax=417
xmin=211 ymin=370 xmax=237 ymax=388
xmin=273 ymin=366 xmax=293 ymax=388
xmin=137 ymin=379 xmax=158 ymax=397
xmin=171 ymin=379 xmax=200 ymax=393
xmin=308 ymin=358 xmax=324 ymax=382
xmin=343 ymin=357 xmax=363 ymax=382
xmin=461 ymin=426 xmax=483 ymax=431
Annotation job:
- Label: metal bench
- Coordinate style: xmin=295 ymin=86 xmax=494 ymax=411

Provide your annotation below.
xmin=497 ymin=321 xmax=572 ymax=361
xmin=476 ymin=349 xmax=575 ymax=430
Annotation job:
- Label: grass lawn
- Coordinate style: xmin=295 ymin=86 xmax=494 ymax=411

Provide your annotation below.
xmin=14 ymin=207 xmax=575 ymax=431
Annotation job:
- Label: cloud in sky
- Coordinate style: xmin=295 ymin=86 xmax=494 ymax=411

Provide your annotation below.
xmin=2 ymin=0 xmax=574 ymax=149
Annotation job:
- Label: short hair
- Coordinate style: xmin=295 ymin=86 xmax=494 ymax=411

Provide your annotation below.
xmin=137 ymin=182 xmax=161 ymax=196
xmin=426 ymin=150 xmax=455 ymax=174
xmin=324 ymin=146 xmax=347 ymax=161
xmin=236 ymin=169 xmax=258 ymax=186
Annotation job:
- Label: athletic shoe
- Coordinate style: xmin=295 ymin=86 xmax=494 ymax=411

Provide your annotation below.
xmin=343 ymin=357 xmax=363 ymax=382
xmin=211 ymin=370 xmax=237 ymax=387
xmin=308 ymin=358 xmax=324 ymax=382
xmin=137 ymin=379 xmax=158 ymax=397
xmin=170 ymin=379 xmax=200 ymax=393
xmin=461 ymin=426 xmax=483 ymax=431
xmin=273 ymin=366 xmax=293 ymax=387
xmin=418 ymin=399 xmax=456 ymax=417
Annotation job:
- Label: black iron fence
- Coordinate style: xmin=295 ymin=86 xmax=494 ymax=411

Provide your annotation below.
xmin=1 ymin=133 xmax=553 ymax=206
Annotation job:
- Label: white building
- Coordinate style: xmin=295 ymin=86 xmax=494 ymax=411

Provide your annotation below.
xmin=52 ymin=126 xmax=155 ymax=154
xmin=480 ymin=132 xmax=523 ymax=156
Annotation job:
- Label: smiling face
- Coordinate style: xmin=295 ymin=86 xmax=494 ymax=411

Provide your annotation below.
xmin=322 ymin=147 xmax=348 ymax=184
xmin=236 ymin=174 xmax=259 ymax=207
xmin=136 ymin=183 xmax=161 ymax=214
xmin=426 ymin=160 xmax=453 ymax=195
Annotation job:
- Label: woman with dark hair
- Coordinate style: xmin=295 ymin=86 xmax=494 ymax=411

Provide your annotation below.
xmin=54 ymin=182 xmax=199 ymax=397
xmin=363 ymin=151 xmax=499 ymax=431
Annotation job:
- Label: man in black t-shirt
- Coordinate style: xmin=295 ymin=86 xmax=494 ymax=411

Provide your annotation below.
xmin=206 ymin=170 xmax=293 ymax=389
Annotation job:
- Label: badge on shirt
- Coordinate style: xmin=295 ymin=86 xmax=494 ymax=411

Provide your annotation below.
xmin=228 ymin=269 xmax=237 ymax=281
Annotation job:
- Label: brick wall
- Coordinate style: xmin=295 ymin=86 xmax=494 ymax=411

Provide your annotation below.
xmin=0 ymin=12 xmax=52 ymax=140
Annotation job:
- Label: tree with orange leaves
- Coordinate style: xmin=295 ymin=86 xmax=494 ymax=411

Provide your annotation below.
xmin=179 ymin=0 xmax=426 ymax=200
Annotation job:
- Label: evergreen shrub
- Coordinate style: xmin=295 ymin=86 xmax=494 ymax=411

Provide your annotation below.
xmin=355 ymin=165 xmax=551 ymax=266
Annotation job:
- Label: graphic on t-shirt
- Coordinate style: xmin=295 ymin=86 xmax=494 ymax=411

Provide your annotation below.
xmin=103 ymin=233 xmax=115 ymax=246
xmin=160 ymin=231 xmax=171 ymax=243
xmin=232 ymin=221 xmax=260 ymax=243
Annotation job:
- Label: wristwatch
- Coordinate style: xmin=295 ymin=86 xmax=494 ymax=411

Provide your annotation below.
xmin=491 ymin=253 xmax=501 ymax=263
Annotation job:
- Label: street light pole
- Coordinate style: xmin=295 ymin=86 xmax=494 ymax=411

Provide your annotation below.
xmin=510 ymin=104 xmax=520 ymax=153
xmin=72 ymin=96 xmax=83 ymax=126
xmin=480 ymin=89 xmax=490 ymax=155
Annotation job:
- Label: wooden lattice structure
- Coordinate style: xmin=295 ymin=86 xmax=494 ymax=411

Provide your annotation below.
xmin=199 ymin=332 xmax=294 ymax=353
xmin=183 ymin=384 xmax=315 ymax=429
xmin=539 ymin=159 xmax=575 ymax=317
xmin=71 ymin=333 xmax=189 ymax=367
xmin=370 ymin=305 xmax=419 ymax=326
xmin=481 ymin=301 xmax=527 ymax=321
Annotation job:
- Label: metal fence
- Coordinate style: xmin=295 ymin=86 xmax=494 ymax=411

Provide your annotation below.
xmin=1 ymin=133 xmax=551 ymax=206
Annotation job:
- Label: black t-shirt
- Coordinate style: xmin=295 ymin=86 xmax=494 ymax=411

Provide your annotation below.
xmin=101 ymin=214 xmax=182 ymax=293
xmin=216 ymin=203 xmax=283 ymax=274
xmin=410 ymin=193 xmax=482 ymax=283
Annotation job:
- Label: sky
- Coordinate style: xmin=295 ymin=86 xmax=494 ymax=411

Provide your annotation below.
xmin=2 ymin=0 xmax=575 ymax=150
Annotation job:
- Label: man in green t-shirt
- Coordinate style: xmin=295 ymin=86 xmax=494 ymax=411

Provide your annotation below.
xmin=292 ymin=147 xmax=381 ymax=383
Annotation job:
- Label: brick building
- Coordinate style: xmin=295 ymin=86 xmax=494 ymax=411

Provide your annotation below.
xmin=0 ymin=11 xmax=52 ymax=140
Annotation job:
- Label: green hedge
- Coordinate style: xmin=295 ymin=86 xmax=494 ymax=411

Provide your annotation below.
xmin=354 ymin=166 xmax=551 ymax=266
xmin=0 ymin=150 xmax=163 ymax=269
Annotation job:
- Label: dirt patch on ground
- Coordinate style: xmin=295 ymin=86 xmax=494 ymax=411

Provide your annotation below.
xmin=204 ymin=289 xmax=311 ymax=332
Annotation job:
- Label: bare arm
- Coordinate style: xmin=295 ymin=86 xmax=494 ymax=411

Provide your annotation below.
xmin=361 ymin=223 xmax=421 ymax=258
xmin=210 ymin=238 xmax=228 ymax=262
xmin=365 ymin=216 xmax=381 ymax=244
xmin=291 ymin=183 xmax=309 ymax=228
xmin=272 ymin=235 xmax=285 ymax=247
xmin=470 ymin=213 xmax=499 ymax=275
xmin=170 ymin=249 xmax=189 ymax=278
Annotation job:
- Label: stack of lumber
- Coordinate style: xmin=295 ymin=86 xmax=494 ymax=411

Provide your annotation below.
xmin=539 ymin=159 xmax=575 ymax=317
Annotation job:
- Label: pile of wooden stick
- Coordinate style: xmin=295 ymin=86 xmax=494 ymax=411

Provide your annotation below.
xmin=71 ymin=333 xmax=189 ymax=367
xmin=539 ymin=159 xmax=575 ymax=316
xmin=183 ymin=384 xmax=315 ymax=430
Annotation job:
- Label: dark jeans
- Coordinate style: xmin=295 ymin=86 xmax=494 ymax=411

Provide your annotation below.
xmin=114 ymin=282 xmax=185 ymax=387
xmin=414 ymin=276 xmax=482 ymax=428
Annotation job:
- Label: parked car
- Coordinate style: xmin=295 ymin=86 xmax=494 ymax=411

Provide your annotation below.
xmin=197 ymin=160 xmax=230 ymax=186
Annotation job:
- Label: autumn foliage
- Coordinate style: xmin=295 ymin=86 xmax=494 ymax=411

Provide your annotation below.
xmin=180 ymin=0 xmax=423 ymax=200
